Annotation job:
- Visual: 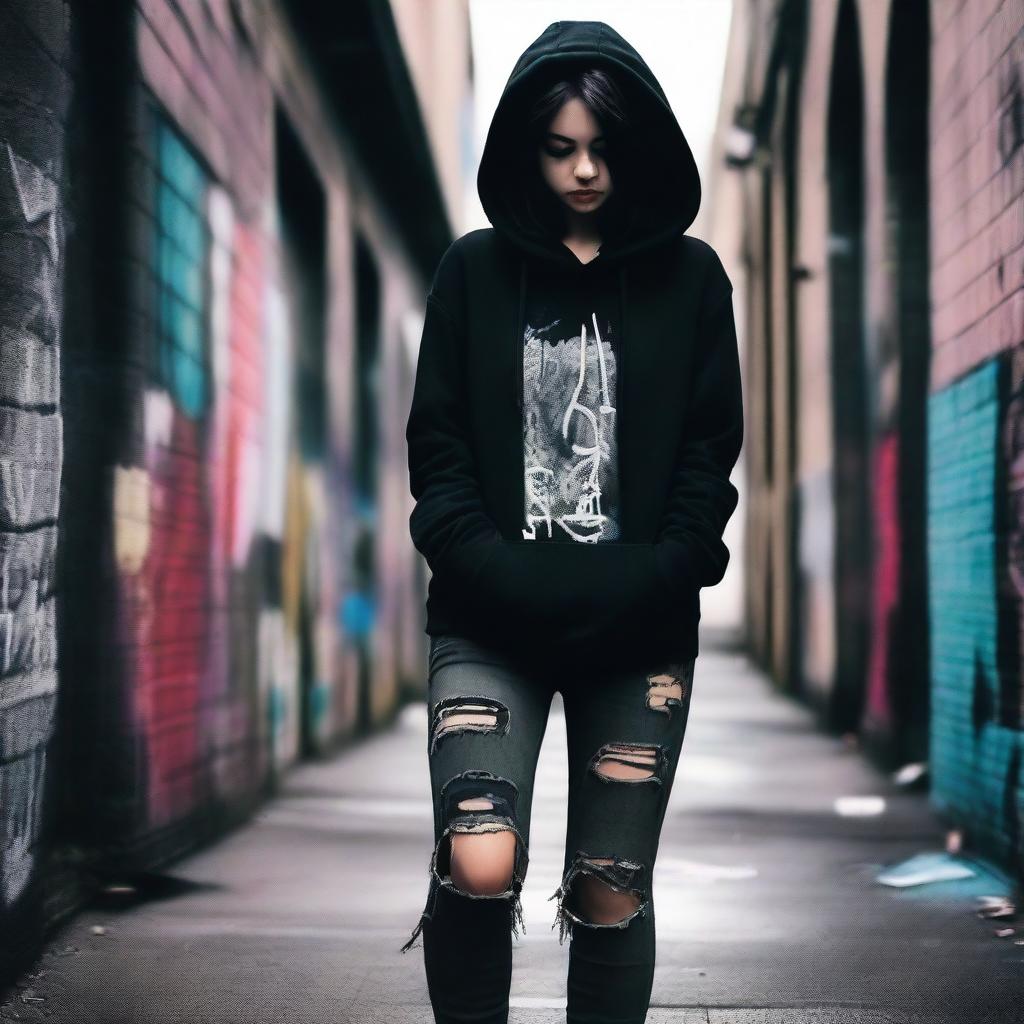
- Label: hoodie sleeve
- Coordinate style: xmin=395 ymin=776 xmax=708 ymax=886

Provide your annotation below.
xmin=653 ymin=250 xmax=744 ymax=600
xmin=406 ymin=244 xmax=503 ymax=600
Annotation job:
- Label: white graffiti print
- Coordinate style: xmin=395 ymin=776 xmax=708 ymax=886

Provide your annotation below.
xmin=522 ymin=311 xmax=620 ymax=542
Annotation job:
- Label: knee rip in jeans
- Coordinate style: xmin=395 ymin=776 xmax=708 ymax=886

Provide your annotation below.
xmin=548 ymin=852 xmax=648 ymax=945
xmin=400 ymin=770 xmax=528 ymax=953
xmin=646 ymin=662 xmax=693 ymax=719
xmin=589 ymin=742 xmax=668 ymax=784
xmin=429 ymin=695 xmax=511 ymax=756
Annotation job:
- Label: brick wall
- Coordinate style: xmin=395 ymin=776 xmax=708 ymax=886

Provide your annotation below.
xmin=0 ymin=1 xmax=463 ymax=991
xmin=0 ymin=0 xmax=70 ymax=985
xmin=728 ymin=0 xmax=1023 ymax=873
xmin=926 ymin=0 xmax=1024 ymax=875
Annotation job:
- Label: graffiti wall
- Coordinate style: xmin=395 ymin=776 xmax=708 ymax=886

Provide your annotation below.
xmin=114 ymin=118 xmax=215 ymax=829
xmin=0 ymin=0 xmax=465 ymax=991
xmin=928 ymin=356 xmax=1024 ymax=872
xmin=103 ymin=103 xmax=333 ymax=842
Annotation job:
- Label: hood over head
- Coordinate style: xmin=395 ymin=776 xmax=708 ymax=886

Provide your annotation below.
xmin=477 ymin=20 xmax=702 ymax=272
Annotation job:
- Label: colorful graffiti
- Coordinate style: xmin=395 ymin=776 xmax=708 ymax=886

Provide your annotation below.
xmin=928 ymin=357 xmax=1024 ymax=869
xmin=204 ymin=193 xmax=267 ymax=798
xmin=112 ymin=113 xmax=282 ymax=828
xmin=116 ymin=119 xmax=212 ymax=828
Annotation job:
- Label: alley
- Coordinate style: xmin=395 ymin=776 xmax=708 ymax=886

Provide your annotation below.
xmin=3 ymin=642 xmax=1019 ymax=1023
xmin=2 ymin=0 xmax=1024 ymax=1018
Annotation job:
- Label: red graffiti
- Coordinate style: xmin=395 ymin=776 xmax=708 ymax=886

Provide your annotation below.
xmin=864 ymin=433 xmax=899 ymax=730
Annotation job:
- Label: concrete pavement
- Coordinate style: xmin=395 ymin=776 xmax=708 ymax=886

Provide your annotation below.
xmin=3 ymin=643 xmax=1021 ymax=1023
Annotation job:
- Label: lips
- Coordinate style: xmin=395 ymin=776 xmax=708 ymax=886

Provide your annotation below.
xmin=570 ymin=190 xmax=599 ymax=198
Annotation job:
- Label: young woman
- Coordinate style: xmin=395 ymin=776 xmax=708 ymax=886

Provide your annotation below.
xmin=401 ymin=20 xmax=743 ymax=1024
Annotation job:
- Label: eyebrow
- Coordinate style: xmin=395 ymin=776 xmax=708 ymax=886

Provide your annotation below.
xmin=545 ymin=132 xmax=606 ymax=143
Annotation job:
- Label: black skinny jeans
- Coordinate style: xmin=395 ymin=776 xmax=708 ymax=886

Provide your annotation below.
xmin=400 ymin=632 xmax=698 ymax=1024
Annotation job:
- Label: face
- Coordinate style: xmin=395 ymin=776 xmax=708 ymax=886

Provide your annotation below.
xmin=538 ymin=96 xmax=613 ymax=216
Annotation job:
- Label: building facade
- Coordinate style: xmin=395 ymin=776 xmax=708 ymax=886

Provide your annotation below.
xmin=719 ymin=0 xmax=1023 ymax=879
xmin=0 ymin=0 xmax=471 ymax=987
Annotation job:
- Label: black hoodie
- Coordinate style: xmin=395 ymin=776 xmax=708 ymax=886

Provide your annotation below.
xmin=406 ymin=20 xmax=743 ymax=673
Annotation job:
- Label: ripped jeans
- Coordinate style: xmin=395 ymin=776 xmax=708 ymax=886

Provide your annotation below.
xmin=400 ymin=632 xmax=697 ymax=1024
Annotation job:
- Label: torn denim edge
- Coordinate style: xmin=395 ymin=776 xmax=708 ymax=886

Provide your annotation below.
xmin=400 ymin=814 xmax=529 ymax=953
xmin=428 ymin=695 xmax=512 ymax=757
xmin=547 ymin=852 xmax=648 ymax=946
xmin=588 ymin=741 xmax=669 ymax=785
xmin=645 ymin=661 xmax=694 ymax=720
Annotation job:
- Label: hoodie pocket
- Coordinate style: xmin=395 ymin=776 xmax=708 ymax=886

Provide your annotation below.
xmin=653 ymin=540 xmax=699 ymax=609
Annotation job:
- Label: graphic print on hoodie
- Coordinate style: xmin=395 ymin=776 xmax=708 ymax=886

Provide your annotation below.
xmin=522 ymin=278 xmax=621 ymax=543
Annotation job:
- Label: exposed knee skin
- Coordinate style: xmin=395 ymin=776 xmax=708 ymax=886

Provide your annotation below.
xmin=549 ymin=852 xmax=648 ymax=944
xmin=449 ymin=798 xmax=517 ymax=896
xmin=573 ymin=858 xmax=643 ymax=924
xmin=402 ymin=771 xmax=528 ymax=953
xmin=450 ymin=831 xmax=517 ymax=895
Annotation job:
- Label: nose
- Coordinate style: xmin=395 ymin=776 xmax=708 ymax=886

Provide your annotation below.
xmin=575 ymin=151 xmax=598 ymax=181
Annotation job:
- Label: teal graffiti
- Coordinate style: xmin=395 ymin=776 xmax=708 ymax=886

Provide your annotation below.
xmin=340 ymin=591 xmax=376 ymax=637
xmin=928 ymin=358 xmax=1023 ymax=865
xmin=267 ymin=686 xmax=288 ymax=733
xmin=309 ymin=682 xmax=329 ymax=728
xmin=154 ymin=118 xmax=209 ymax=419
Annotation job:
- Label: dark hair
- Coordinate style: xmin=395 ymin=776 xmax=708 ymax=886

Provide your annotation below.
xmin=515 ymin=66 xmax=637 ymax=243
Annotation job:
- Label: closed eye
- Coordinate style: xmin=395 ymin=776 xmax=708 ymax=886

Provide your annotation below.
xmin=544 ymin=145 xmax=608 ymax=159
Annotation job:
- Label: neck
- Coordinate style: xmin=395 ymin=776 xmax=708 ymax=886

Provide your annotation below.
xmin=562 ymin=208 xmax=602 ymax=247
